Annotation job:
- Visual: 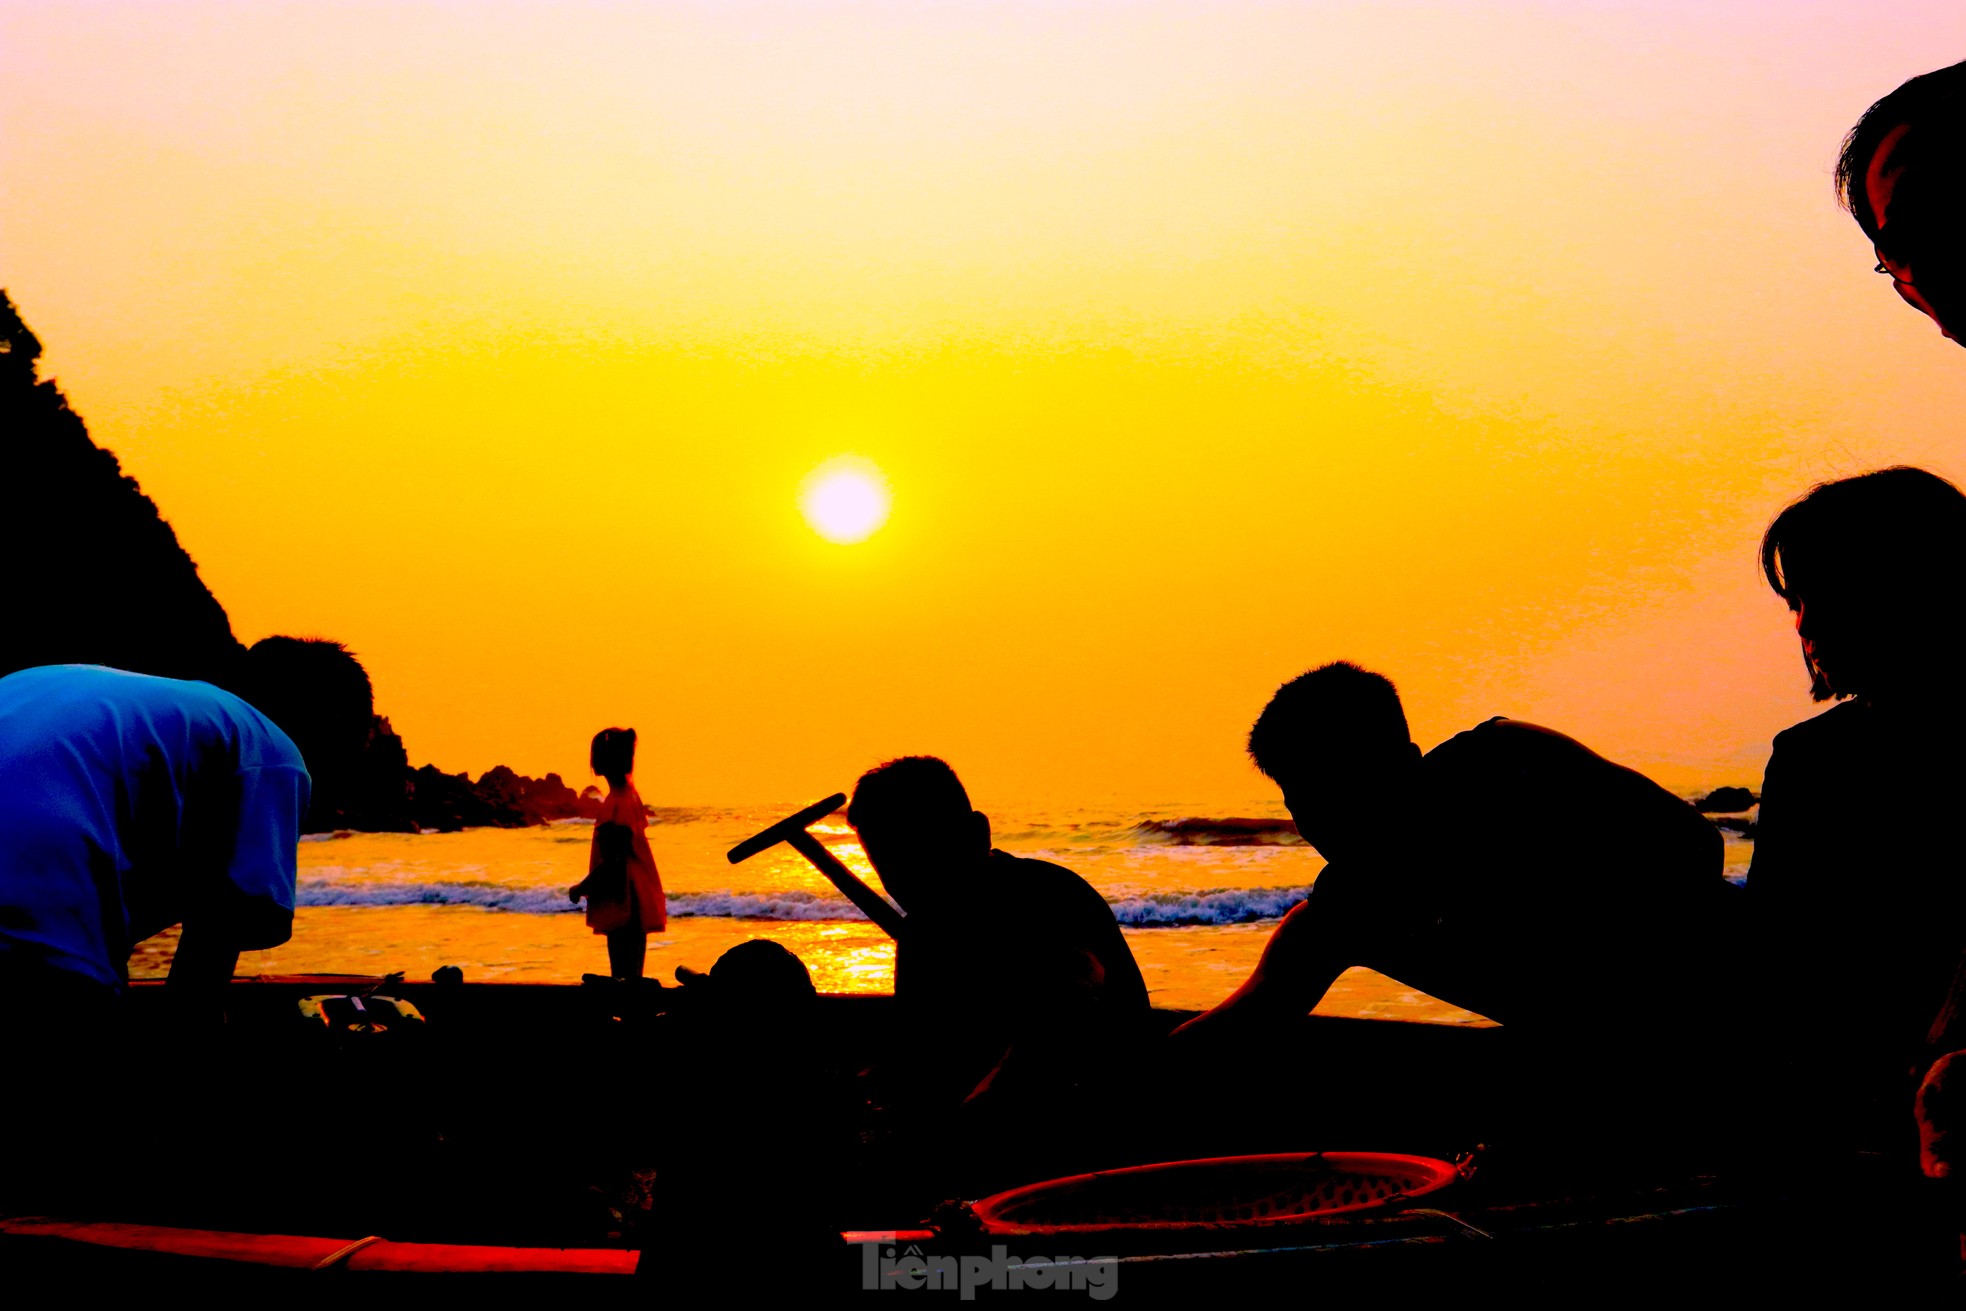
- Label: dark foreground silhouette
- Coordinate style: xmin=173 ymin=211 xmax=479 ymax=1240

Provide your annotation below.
xmin=634 ymin=941 xmax=861 ymax=1294
xmin=846 ymin=756 xmax=1151 ymax=1118
xmin=1752 ymin=469 xmax=1966 ymax=1272
xmin=0 ymin=664 xmax=312 ymax=1212
xmin=1175 ymin=663 xmax=1739 ymax=1055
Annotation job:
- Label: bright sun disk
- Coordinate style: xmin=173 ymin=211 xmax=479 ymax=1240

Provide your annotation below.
xmin=800 ymin=459 xmax=890 ymax=544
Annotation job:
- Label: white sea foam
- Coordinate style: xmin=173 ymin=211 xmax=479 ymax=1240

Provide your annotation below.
xmin=668 ymin=889 xmax=872 ymax=920
xmin=294 ymin=878 xmax=1313 ymax=926
xmin=1107 ymin=885 xmax=1312 ymax=925
xmin=297 ymin=879 xmax=575 ymax=914
xmin=294 ymin=880 xmax=876 ymax=919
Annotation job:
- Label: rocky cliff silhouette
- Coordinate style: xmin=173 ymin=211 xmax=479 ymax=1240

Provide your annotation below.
xmin=1 ymin=291 xmax=246 ymax=682
xmin=1 ymin=291 xmax=586 ymax=833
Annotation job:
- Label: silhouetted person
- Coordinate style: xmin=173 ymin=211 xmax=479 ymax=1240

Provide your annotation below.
xmin=569 ymin=727 xmax=666 ymax=979
xmin=1175 ymin=663 xmax=1737 ymax=1057
xmin=0 ymin=663 xmax=312 ymax=1209
xmin=847 ymin=756 xmax=1150 ymax=1114
xmin=1750 ymin=468 xmax=1966 ymax=1158
xmin=233 ymin=635 xmax=378 ymax=830
xmin=1839 ymin=60 xmax=1966 ymax=343
xmin=637 ymin=940 xmax=857 ymax=1294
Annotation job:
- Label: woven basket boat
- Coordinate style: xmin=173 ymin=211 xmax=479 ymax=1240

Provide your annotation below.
xmin=968 ymin=1151 xmax=1467 ymax=1239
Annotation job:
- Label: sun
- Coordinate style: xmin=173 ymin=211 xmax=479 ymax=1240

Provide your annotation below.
xmin=800 ymin=458 xmax=890 ymax=544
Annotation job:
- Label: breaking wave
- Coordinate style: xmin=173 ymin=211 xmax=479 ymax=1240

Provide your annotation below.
xmin=297 ymin=879 xmax=577 ymax=915
xmin=1128 ymin=817 xmax=1303 ymax=846
xmin=295 ymin=879 xmax=1312 ymax=926
xmin=1107 ymin=885 xmax=1312 ymax=925
xmin=294 ymin=880 xmax=872 ymax=920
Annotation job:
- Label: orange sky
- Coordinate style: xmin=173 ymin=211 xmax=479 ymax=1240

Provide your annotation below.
xmin=7 ymin=3 xmax=1966 ymax=805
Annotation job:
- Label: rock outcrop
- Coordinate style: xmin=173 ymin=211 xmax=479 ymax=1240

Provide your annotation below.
xmin=0 ymin=290 xmax=245 ymax=684
xmin=1694 ymin=787 xmax=1758 ymax=814
xmin=405 ymin=764 xmax=606 ymax=832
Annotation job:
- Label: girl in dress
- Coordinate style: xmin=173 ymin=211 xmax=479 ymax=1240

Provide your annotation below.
xmin=570 ymin=727 xmax=667 ymax=979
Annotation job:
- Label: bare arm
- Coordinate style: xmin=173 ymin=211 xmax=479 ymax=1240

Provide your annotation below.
xmin=1171 ymin=898 xmax=1351 ymax=1042
xmin=961 ymin=945 xmax=1111 ymax=1105
xmin=162 ymin=859 xmax=293 ymax=1026
xmin=165 ymin=919 xmax=246 ymax=1027
xmin=164 ymin=757 xmax=303 ymax=1021
xmin=167 ymin=921 xmax=241 ymax=990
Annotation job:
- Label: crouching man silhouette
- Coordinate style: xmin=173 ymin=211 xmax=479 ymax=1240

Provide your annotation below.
xmin=1175 ymin=663 xmax=1740 ymax=1104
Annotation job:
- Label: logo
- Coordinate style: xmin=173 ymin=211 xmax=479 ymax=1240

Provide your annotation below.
xmin=861 ymin=1242 xmax=1119 ymax=1300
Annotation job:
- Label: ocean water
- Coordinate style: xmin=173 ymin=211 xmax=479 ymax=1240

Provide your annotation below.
xmin=129 ymin=801 xmax=1755 ymax=1022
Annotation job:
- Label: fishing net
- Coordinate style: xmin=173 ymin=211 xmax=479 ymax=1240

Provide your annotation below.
xmin=971 ymin=1152 xmax=1462 ymax=1235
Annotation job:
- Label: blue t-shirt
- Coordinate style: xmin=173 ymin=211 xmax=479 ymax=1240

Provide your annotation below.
xmin=0 ymin=665 xmax=311 ymax=988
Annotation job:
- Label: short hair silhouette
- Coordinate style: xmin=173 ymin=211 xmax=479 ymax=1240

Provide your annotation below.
xmin=705 ymin=939 xmax=818 ymax=1011
xmin=847 ymin=756 xmax=973 ymax=833
xmin=240 ymin=636 xmax=374 ymax=771
xmin=1761 ymin=466 xmax=1966 ymax=700
xmin=1247 ymin=662 xmax=1410 ymax=781
xmin=591 ymin=727 xmax=636 ymax=783
xmin=1837 ymin=59 xmax=1966 ymax=244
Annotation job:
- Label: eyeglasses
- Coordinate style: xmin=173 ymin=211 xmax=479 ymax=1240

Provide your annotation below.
xmin=1872 ymin=240 xmax=1948 ymax=330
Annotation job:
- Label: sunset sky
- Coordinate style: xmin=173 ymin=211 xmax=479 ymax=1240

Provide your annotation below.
xmin=7 ymin=3 xmax=1966 ymax=805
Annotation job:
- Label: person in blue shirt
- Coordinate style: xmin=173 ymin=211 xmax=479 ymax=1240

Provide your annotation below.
xmin=0 ymin=664 xmax=313 ymax=1004
xmin=0 ymin=662 xmax=325 ymax=1210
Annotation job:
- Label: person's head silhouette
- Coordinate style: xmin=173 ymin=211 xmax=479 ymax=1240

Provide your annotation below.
xmin=1761 ymin=466 xmax=1966 ymax=704
xmin=846 ymin=756 xmax=990 ymax=917
xmin=591 ymin=726 xmax=636 ymax=789
xmin=1247 ymin=662 xmax=1421 ymax=863
xmin=1839 ymin=60 xmax=1966 ymax=342
xmin=237 ymin=636 xmax=374 ymax=823
xmin=705 ymin=939 xmax=818 ymax=1013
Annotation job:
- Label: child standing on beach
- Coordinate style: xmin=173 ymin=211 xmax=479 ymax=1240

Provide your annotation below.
xmin=569 ymin=727 xmax=666 ymax=979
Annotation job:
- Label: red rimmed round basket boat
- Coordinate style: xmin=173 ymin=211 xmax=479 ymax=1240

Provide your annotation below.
xmin=969 ymin=1151 xmax=1468 ymax=1239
